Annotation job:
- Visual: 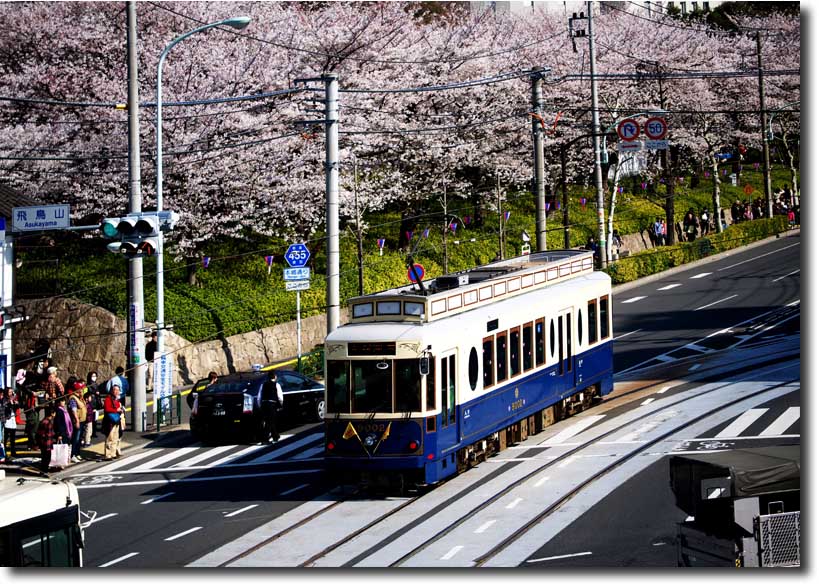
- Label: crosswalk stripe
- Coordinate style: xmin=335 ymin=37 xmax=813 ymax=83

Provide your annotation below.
xmin=715 ymin=408 xmax=768 ymax=438
xmin=131 ymin=447 xmax=200 ymax=471
xmin=291 ymin=445 xmax=324 ymax=460
xmin=173 ymin=445 xmax=235 ymax=468
xmin=203 ymin=444 xmax=268 ymax=468
xmin=245 ymin=432 xmax=324 ymax=464
xmin=95 ymin=449 xmax=162 ymax=473
xmin=541 ymin=416 xmax=605 ymax=446
xmin=759 ymin=407 xmax=800 ymax=436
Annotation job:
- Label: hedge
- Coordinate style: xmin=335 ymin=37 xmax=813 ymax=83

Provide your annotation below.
xmin=604 ymin=216 xmax=791 ymax=284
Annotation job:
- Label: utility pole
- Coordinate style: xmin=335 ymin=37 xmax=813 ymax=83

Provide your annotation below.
xmin=126 ymin=1 xmax=147 ymax=432
xmin=560 ymin=145 xmax=570 ymax=248
xmin=441 ymin=180 xmax=449 ymax=274
xmin=497 ymin=174 xmax=504 ymax=260
xmin=531 ymin=68 xmax=547 ymax=252
xmin=587 ymin=2 xmax=607 ymax=268
xmin=757 ymin=31 xmax=773 ymax=218
xmin=654 ymin=62 xmax=676 ymax=245
xmin=352 ymin=157 xmax=364 ymax=296
xmin=324 ymin=73 xmax=340 ymax=334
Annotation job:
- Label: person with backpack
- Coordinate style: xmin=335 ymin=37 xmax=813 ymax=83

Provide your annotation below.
xmin=67 ymin=383 xmax=87 ymax=462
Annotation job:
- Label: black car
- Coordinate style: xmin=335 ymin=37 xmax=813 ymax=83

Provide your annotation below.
xmin=189 ymin=370 xmax=325 ymax=443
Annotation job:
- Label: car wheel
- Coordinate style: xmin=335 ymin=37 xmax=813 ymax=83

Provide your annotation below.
xmin=315 ymin=398 xmax=325 ymax=421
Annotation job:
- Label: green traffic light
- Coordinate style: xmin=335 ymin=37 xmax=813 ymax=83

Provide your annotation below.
xmin=102 ymin=221 xmax=119 ymax=238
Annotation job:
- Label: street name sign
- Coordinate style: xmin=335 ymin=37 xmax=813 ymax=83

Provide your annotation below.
xmin=285 ymin=243 xmax=310 ymax=267
xmin=12 ymin=204 xmax=70 ymax=232
xmin=283 ymin=267 xmax=311 ymax=281
xmin=286 ymin=280 xmax=310 ymax=292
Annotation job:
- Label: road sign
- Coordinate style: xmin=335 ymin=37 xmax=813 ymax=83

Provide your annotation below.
xmin=644 ymin=139 xmax=669 ymax=150
xmin=0 ymin=217 xmax=5 ymax=241
xmin=286 ymin=280 xmax=310 ymax=292
xmin=744 ymin=184 xmax=754 ymax=195
xmin=285 ymin=243 xmax=310 ymax=267
xmin=12 ymin=204 xmax=70 ymax=232
xmin=407 ymin=263 xmax=426 ymax=283
xmin=153 ymin=353 xmax=175 ymax=400
xmin=617 ymin=119 xmax=640 ymax=142
xmin=283 ymin=267 xmax=311 ymax=281
xmin=644 ymin=117 xmax=668 ymax=140
xmin=617 ymin=141 xmax=642 ymax=152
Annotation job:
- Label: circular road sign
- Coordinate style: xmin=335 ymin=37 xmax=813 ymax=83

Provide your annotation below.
xmin=407 ymin=263 xmax=426 ymax=283
xmin=744 ymin=184 xmax=754 ymax=195
xmin=285 ymin=243 xmax=311 ymax=267
xmin=617 ymin=118 xmax=640 ymax=142
xmin=644 ymin=117 xmax=668 ymax=140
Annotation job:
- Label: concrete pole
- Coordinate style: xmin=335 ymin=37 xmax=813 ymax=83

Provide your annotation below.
xmin=531 ymin=69 xmax=547 ymax=252
xmin=561 ymin=145 xmax=570 ymax=249
xmin=497 ymin=174 xmax=504 ymax=260
xmin=324 ymin=73 xmax=340 ymax=334
xmin=587 ymin=1 xmax=607 ymax=268
xmin=757 ymin=32 xmax=773 ymax=218
xmin=126 ymin=1 xmax=147 ymax=431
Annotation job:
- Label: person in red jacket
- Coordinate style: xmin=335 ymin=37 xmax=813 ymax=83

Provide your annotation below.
xmin=102 ymin=385 xmax=125 ymax=461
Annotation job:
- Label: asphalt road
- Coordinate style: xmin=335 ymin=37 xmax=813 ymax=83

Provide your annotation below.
xmin=64 ymin=233 xmax=800 ymax=568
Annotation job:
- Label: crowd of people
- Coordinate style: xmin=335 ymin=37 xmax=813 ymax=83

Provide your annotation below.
xmin=0 ymin=358 xmax=128 ymax=473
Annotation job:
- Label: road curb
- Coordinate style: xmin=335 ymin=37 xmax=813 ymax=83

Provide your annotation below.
xmin=612 ymin=228 xmax=800 ymax=295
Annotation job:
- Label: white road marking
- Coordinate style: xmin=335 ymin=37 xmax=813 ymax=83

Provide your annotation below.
xmin=95 ymin=449 xmax=161 ymax=473
xmin=224 ymin=504 xmax=258 ymax=518
xmin=773 ymin=269 xmax=800 ymax=282
xmin=613 ymin=329 xmax=642 ymax=340
xmin=715 ymin=408 xmax=769 ymax=438
xmin=506 ymin=497 xmax=523 ymax=510
xmin=173 ymin=444 xmax=235 ymax=468
xmin=140 ymin=492 xmax=175 ymax=505
xmin=656 ymin=386 xmax=671 ymax=394
xmin=686 ymin=516 xmax=695 ymax=522
xmin=621 ymin=296 xmax=646 ymax=304
xmin=688 ymin=364 xmax=702 ymax=371
xmin=694 ymin=294 xmax=738 ymax=311
xmin=787 ymin=299 xmax=800 ymax=307
xmin=165 ymin=526 xmax=202 ymax=541
xmin=707 ymin=488 xmax=724 ymax=499
xmin=245 ymin=433 xmax=322 ymax=464
xmin=85 ymin=512 xmax=118 ymax=526
xmin=641 ymin=398 xmax=655 ymax=406
xmin=475 ymin=520 xmax=496 ymax=534
xmin=280 ymin=483 xmax=310 ymax=497
xmin=689 ymin=272 xmax=712 ymax=279
xmin=541 ymin=415 xmax=605 ymax=445
xmin=440 ymin=545 xmax=463 ymax=560
xmin=759 ymin=407 xmax=800 ymax=436
xmin=657 ymin=283 xmax=682 ymax=290
xmin=526 ymin=551 xmax=592 ymax=563
xmin=99 ymin=552 xmax=139 ymax=567
xmin=656 ymin=355 xmax=676 ymax=362
xmin=204 ymin=444 xmax=268 ymax=468
xmin=534 ymin=476 xmax=550 ymax=487
xmin=77 ymin=468 xmax=322 ymax=489
xmin=652 ymin=542 xmax=667 ymax=547
xmin=717 ymin=242 xmax=800 ymax=271
xmin=131 ymin=447 xmax=199 ymax=471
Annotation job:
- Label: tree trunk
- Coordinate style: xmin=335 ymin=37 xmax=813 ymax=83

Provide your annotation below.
xmin=186 ymin=257 xmax=198 ymax=286
xmin=606 ymin=160 xmax=621 ymax=263
xmin=711 ymin=157 xmax=724 ymax=233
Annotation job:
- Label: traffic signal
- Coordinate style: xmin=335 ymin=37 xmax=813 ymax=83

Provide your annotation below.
xmin=101 ymin=212 xmax=178 ymax=258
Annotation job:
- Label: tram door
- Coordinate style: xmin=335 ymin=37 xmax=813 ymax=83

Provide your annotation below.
xmin=558 ymin=308 xmax=574 ymax=388
xmin=439 ymin=350 xmax=459 ymax=448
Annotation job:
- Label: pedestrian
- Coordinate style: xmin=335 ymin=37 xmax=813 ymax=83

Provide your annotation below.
xmin=188 ymin=371 xmax=218 ymax=409
xmin=660 ymin=219 xmax=667 ymax=245
xmin=67 ymin=383 xmax=87 ymax=462
xmin=4 ymin=388 xmax=21 ymax=459
xmin=700 ymin=208 xmax=710 ymax=236
xmin=86 ymin=371 xmax=101 ymax=438
xmin=145 ymin=332 xmax=157 ymax=388
xmin=743 ymin=204 xmax=753 ymax=222
xmin=53 ymin=397 xmax=73 ymax=448
xmin=43 ymin=366 xmax=64 ymax=401
xmin=19 ymin=369 xmax=39 ymax=450
xmin=653 ymin=217 xmax=665 ymax=246
xmin=731 ymin=200 xmax=742 ymax=224
xmin=260 ymin=370 xmax=284 ymax=443
xmin=83 ymin=390 xmax=96 ymax=447
xmin=683 ymin=209 xmax=698 ymax=242
xmin=787 ymin=207 xmax=796 ymax=228
xmin=0 ymin=388 xmax=8 ymax=463
xmin=35 ymin=407 xmax=56 ymax=474
xmin=106 ymin=366 xmax=129 ymax=409
xmin=102 ymin=385 xmax=125 ymax=460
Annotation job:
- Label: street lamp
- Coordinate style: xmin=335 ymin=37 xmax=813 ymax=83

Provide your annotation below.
xmin=154 ymin=16 xmax=251 ymax=355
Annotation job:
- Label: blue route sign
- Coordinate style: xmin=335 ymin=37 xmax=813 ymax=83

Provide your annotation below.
xmin=285 ymin=243 xmax=311 ymax=267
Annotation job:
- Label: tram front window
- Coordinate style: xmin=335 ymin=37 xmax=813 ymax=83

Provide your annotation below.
xmin=327 ymin=359 xmax=422 ymax=413
xmin=394 ymin=359 xmax=422 ymax=412
xmin=352 ymin=360 xmax=393 ymax=413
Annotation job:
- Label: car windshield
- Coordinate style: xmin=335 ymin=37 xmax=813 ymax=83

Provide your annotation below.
xmin=202 ymin=380 xmax=256 ymax=394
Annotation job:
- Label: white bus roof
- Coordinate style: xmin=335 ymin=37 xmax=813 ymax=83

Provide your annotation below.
xmin=0 ymin=471 xmax=80 ymax=528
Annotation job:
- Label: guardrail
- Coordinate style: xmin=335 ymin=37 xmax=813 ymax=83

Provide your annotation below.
xmin=154 ymin=392 xmax=183 ymax=433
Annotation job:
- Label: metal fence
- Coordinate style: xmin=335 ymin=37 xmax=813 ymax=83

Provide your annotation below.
xmin=759 ymin=511 xmax=800 ymax=567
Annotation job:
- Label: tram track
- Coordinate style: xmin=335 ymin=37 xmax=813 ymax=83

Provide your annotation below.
xmin=278 ymin=349 xmax=797 ymax=567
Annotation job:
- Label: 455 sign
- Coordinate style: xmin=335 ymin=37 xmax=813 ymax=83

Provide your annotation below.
xmin=285 ymin=243 xmax=311 ymax=268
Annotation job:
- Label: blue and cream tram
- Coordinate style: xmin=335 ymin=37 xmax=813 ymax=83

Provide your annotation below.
xmin=323 ymin=250 xmax=613 ymax=490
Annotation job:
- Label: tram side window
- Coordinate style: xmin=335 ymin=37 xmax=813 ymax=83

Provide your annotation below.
xmin=496 ymin=332 xmax=508 ymax=383
xmin=600 ymin=295 xmax=610 ymax=339
xmin=535 ymin=319 xmax=545 ymax=367
xmin=440 ymin=357 xmax=449 ymax=428
xmin=326 ymin=360 xmax=350 ymax=414
xmin=483 ymin=336 xmax=495 ymax=389
xmin=523 ymin=323 xmax=533 ymax=371
xmin=509 ymin=327 xmax=521 ymax=377
xmin=447 ymin=355 xmax=456 ymax=425
xmin=588 ymin=299 xmax=598 ymax=344
xmin=395 ymin=359 xmax=421 ymax=412
xmin=426 ymin=359 xmax=436 ymax=411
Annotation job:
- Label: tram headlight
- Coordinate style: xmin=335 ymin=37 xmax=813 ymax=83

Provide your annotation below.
xmin=364 ymin=434 xmax=376 ymax=447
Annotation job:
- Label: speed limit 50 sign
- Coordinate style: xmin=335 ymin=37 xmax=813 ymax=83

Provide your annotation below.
xmin=644 ymin=117 xmax=668 ymax=140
